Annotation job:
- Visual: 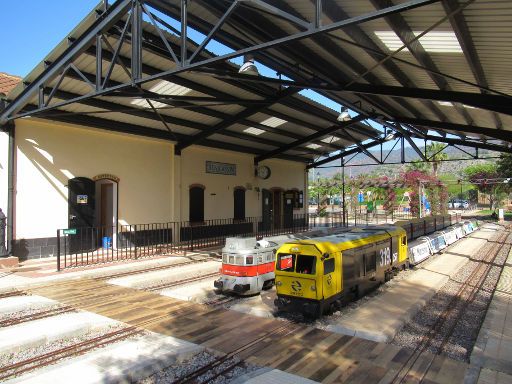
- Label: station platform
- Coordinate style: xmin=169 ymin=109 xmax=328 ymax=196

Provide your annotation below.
xmin=469 ymin=246 xmax=512 ymax=384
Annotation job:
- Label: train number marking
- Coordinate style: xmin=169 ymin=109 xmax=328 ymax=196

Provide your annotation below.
xmin=379 ymin=247 xmax=391 ymax=267
xmin=291 ymin=280 xmax=302 ymax=292
xmin=392 ymin=252 xmax=398 ymax=263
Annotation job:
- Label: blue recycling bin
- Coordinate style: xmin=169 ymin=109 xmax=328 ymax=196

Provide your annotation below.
xmin=102 ymin=236 xmax=112 ymax=249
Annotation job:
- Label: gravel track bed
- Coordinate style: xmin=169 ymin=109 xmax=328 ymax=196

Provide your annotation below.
xmin=138 ymin=350 xmax=260 ymax=384
xmin=0 ymin=324 xmax=138 ymax=375
xmin=0 ymin=304 xmax=74 ymax=324
xmin=392 ymin=229 xmax=512 ymax=362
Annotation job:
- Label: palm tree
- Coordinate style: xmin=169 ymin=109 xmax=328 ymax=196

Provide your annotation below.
xmin=426 ymin=142 xmax=448 ymax=177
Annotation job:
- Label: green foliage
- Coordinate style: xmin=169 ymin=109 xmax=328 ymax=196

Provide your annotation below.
xmin=406 ymin=159 xmax=429 ymax=173
xmin=426 ymin=142 xmax=449 ymax=177
xmin=464 ymin=163 xmax=504 ymax=209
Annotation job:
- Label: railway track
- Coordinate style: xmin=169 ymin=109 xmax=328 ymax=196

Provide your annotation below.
xmin=92 ymin=256 xmax=217 ymax=281
xmin=0 ymin=290 xmax=26 ymax=299
xmin=392 ymin=226 xmax=511 ymax=383
xmin=170 ymin=319 xmax=302 ymax=384
xmin=144 ymin=271 xmax=220 ymax=292
xmin=0 ymin=305 xmax=75 ymax=327
xmin=0 ymin=326 xmax=144 ymax=381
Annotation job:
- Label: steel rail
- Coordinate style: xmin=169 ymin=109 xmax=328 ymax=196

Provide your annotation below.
xmin=144 ymin=271 xmax=221 ymax=292
xmin=0 ymin=306 xmax=75 ymax=327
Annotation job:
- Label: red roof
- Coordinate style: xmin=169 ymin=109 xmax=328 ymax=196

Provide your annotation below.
xmin=0 ymin=72 xmax=21 ymax=96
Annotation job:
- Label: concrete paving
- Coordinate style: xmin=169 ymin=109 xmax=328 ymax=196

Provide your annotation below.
xmin=469 ymin=247 xmax=512 ymax=384
xmin=0 ymin=312 xmax=120 ymax=354
xmin=5 ymin=331 xmax=202 ymax=384
xmin=325 ymin=225 xmax=497 ymax=342
xmin=0 ymin=295 xmax=58 ymax=315
xmin=231 ymin=367 xmax=319 ymax=384
xmin=160 ymin=277 xmax=219 ymax=303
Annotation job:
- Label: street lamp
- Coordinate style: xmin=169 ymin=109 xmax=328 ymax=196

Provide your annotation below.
xmin=316 ymin=172 xmax=320 ymax=209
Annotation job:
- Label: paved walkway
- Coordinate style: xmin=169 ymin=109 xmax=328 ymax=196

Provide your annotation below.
xmin=327 ymin=224 xmax=499 ymax=342
xmin=469 ymin=244 xmax=512 ymax=384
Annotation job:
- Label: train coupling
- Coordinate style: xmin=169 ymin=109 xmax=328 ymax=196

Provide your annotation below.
xmin=213 ymin=279 xmax=223 ymax=289
xmin=233 ymin=284 xmax=250 ymax=293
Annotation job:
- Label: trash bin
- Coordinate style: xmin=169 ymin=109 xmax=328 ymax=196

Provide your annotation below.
xmin=102 ymin=236 xmax=112 ymax=249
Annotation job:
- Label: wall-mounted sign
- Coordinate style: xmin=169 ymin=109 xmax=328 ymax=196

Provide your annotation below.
xmin=77 ymin=195 xmax=88 ymax=204
xmin=206 ymin=161 xmax=236 ymax=176
xmin=63 ymin=228 xmax=77 ymax=235
xmin=93 ymin=174 xmax=120 ymax=183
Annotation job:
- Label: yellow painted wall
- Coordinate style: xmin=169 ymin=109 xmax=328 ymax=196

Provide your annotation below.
xmin=179 ymin=146 xmax=306 ymax=221
xmin=15 ymin=119 xmax=173 ymax=239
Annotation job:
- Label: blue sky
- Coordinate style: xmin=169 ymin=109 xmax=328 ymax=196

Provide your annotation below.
xmin=1 ymin=1 xmax=100 ymax=77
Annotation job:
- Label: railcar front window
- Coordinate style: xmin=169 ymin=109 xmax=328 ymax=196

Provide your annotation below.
xmin=296 ymin=255 xmax=316 ymax=275
xmin=246 ymin=256 xmax=253 ymax=265
xmin=277 ymin=253 xmax=295 ymax=271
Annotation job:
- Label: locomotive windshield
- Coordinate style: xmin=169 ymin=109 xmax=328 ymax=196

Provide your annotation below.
xmin=276 ymin=253 xmax=316 ymax=275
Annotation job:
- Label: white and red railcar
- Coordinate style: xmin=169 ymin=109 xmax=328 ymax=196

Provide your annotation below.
xmin=214 ymin=237 xmax=277 ymax=295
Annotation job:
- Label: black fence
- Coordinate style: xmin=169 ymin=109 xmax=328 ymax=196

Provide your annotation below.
xmin=56 ymin=213 xmax=331 ymax=270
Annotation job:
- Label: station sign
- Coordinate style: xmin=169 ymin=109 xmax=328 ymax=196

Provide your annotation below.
xmin=63 ymin=228 xmax=77 ymax=235
xmin=205 ymin=161 xmax=236 ymax=176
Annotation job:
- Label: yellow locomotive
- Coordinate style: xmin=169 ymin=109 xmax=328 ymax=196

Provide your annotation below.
xmin=274 ymin=225 xmax=408 ymax=317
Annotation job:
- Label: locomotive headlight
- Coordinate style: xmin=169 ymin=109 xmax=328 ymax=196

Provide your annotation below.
xmin=276 ymin=281 xmax=283 ymax=286
xmin=310 ymin=285 xmax=316 ymax=291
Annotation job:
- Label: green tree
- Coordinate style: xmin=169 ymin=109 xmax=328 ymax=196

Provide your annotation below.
xmin=406 ymin=159 xmax=430 ymax=173
xmin=464 ymin=163 xmax=504 ymax=210
xmin=426 ymin=142 xmax=449 ymax=177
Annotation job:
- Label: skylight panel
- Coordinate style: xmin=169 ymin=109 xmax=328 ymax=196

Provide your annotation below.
xmin=306 ymin=143 xmax=322 ymax=149
xmin=437 ymin=101 xmax=454 ymax=106
xmin=374 ymin=31 xmax=462 ymax=53
xmin=260 ymin=116 xmax=287 ymax=127
xmin=321 ymin=136 xmax=340 ymax=143
xmin=243 ymin=127 xmax=265 ymax=136
xmin=131 ymin=81 xmax=192 ymax=109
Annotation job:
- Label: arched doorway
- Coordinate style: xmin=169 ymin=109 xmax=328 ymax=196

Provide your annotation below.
xmin=233 ymin=187 xmax=246 ymax=221
xmin=189 ymin=184 xmax=205 ymax=223
xmin=94 ymin=177 xmax=119 ymax=248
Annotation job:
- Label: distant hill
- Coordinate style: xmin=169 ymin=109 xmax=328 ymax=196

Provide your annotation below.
xmin=311 ymin=146 xmax=498 ymax=180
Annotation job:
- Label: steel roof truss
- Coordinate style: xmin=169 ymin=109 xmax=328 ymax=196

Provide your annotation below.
xmin=255 ymin=114 xmax=367 ymax=164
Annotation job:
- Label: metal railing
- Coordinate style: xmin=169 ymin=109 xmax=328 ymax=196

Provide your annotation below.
xmin=0 ymin=212 xmax=6 ymax=256
xmin=56 ymin=213 xmax=338 ymax=270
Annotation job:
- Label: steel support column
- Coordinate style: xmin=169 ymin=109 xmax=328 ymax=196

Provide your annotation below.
xmin=131 ymin=0 xmax=143 ymax=81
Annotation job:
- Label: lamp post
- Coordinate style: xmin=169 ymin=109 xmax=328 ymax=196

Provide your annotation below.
xmin=316 ymin=171 xmax=320 ymax=211
xmin=341 ymin=157 xmax=346 ymax=227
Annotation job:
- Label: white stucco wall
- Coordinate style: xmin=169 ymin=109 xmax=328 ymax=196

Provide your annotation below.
xmin=15 ymin=119 xmax=173 ymax=239
xmin=13 ymin=118 xmax=307 ymax=240
xmin=0 ymin=131 xmax=8 ymax=217
xmin=179 ymin=146 xmax=306 ymax=221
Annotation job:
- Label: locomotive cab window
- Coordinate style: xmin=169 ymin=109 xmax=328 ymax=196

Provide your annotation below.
xmin=277 ymin=253 xmax=295 ymax=271
xmin=246 ymin=256 xmax=253 ymax=265
xmin=401 ymin=236 xmax=407 ymax=246
xmin=296 ymin=255 xmax=316 ymax=275
xmin=324 ymin=258 xmax=334 ymax=275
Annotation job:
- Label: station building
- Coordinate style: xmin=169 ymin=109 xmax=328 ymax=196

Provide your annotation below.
xmin=1 ymin=0 xmax=511 ymax=263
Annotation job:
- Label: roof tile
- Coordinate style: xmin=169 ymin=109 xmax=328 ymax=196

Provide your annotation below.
xmin=0 ymin=72 xmax=22 ymax=96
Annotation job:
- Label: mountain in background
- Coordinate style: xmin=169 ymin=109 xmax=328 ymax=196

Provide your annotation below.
xmin=311 ymin=146 xmax=498 ymax=180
